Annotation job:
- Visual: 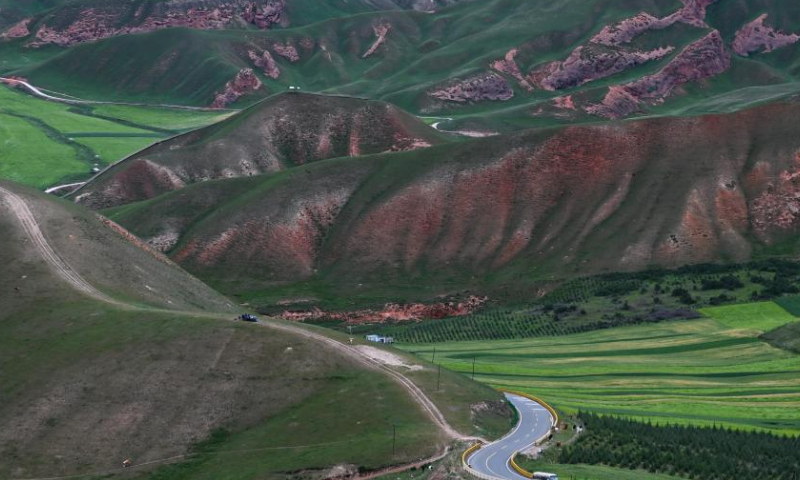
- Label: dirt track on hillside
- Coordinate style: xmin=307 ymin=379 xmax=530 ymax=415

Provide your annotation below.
xmin=0 ymin=186 xmax=124 ymax=307
xmin=1 ymin=185 xmax=467 ymax=452
xmin=264 ymin=320 xmax=466 ymax=440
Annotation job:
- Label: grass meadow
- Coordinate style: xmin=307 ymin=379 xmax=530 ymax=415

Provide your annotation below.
xmin=401 ymin=302 xmax=800 ymax=434
xmin=0 ymin=85 xmax=228 ymax=189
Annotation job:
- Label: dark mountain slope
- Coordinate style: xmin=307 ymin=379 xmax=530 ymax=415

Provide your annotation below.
xmin=103 ymin=97 xmax=800 ymax=308
xmin=71 ymin=92 xmax=448 ymax=209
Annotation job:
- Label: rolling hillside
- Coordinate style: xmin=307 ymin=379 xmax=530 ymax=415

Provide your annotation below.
xmin=2 ymin=0 xmax=798 ymax=129
xmin=100 ymin=97 xmax=800 ymax=309
xmin=71 ymin=92 xmax=449 ymax=209
xmin=0 ymin=180 xmax=509 ymax=479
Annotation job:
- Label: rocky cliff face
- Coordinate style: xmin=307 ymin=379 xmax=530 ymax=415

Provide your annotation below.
xmin=272 ymin=40 xmax=300 ymax=61
xmin=482 ymin=0 xmax=727 ymax=117
xmin=530 ymin=45 xmax=674 ymax=91
xmin=0 ymin=19 xmax=31 ymax=40
xmin=28 ymin=1 xmax=288 ymax=47
xmin=732 ymin=14 xmax=799 ymax=57
xmin=588 ymin=31 xmax=731 ymax=119
xmin=210 ymin=68 xmax=262 ymax=108
xmin=490 ymin=48 xmax=532 ymax=91
xmin=249 ymin=49 xmax=281 ymax=78
xmin=429 ymin=72 xmax=513 ymax=103
xmin=362 ymin=23 xmax=391 ymax=59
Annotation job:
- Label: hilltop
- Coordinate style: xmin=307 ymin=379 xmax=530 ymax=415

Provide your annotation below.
xmin=71 ymin=92 xmax=448 ymax=209
xmin=100 ymin=97 xmax=800 ymax=310
xmin=0 ymin=180 xmax=510 ymax=479
xmin=1 ymin=0 xmax=798 ymax=130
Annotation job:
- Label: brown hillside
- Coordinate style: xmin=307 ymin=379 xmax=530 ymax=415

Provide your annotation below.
xmin=104 ymin=98 xmax=800 ymax=304
xmin=72 ymin=92 xmax=447 ymax=209
xmin=1 ymin=181 xmax=503 ymax=479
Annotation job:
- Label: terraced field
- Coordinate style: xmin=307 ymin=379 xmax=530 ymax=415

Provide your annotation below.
xmin=402 ymin=302 xmax=800 ymax=434
xmin=0 ymin=86 xmax=229 ymax=188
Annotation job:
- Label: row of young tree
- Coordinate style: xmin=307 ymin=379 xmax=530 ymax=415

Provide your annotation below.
xmin=560 ymin=413 xmax=800 ymax=480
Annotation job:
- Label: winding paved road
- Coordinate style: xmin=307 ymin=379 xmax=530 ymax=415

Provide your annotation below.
xmin=467 ymin=393 xmax=555 ymax=480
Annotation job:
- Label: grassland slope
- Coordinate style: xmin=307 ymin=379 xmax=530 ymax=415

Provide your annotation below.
xmin=102 ymin=98 xmax=800 ymax=308
xmin=0 ymin=180 xmax=511 ymax=479
xmin=5 ymin=0 xmax=799 ymax=128
xmin=73 ymin=92 xmax=448 ymax=209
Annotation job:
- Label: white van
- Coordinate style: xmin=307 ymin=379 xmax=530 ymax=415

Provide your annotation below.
xmin=533 ymin=473 xmax=558 ymax=480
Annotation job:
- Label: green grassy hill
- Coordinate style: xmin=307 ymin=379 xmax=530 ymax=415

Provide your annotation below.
xmin=0 ymin=180 xmax=508 ymax=479
xmin=99 ymin=97 xmax=800 ymax=310
xmin=0 ymin=84 xmax=230 ymax=189
xmin=4 ymin=0 xmax=798 ymax=129
xmin=70 ymin=91 xmax=449 ymax=208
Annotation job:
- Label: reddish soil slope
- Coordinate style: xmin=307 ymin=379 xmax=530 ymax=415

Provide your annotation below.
xmin=105 ymin=99 xmax=800 ymax=300
xmin=73 ymin=92 xmax=447 ymax=209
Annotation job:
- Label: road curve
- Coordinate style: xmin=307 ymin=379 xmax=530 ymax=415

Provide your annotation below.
xmin=0 ymin=77 xmax=232 ymax=111
xmin=467 ymin=393 xmax=555 ymax=480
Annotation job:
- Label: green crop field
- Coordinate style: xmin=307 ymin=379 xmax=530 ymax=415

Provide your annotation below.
xmin=401 ymin=303 xmax=800 ymax=434
xmin=0 ymin=86 xmax=229 ymax=189
xmin=701 ymin=302 xmax=798 ymax=332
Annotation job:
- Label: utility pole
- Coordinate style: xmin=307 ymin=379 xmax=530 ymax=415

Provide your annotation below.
xmin=392 ymin=424 xmax=397 ymax=457
xmin=437 ymin=364 xmax=441 ymax=392
xmin=432 ymin=346 xmax=436 ymax=363
xmin=472 ymin=357 xmax=476 ymax=380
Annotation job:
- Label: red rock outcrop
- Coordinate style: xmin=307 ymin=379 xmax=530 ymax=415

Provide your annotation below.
xmin=249 ymin=49 xmax=281 ymax=78
xmin=1 ymin=19 xmax=31 ymax=40
xmin=588 ymin=31 xmax=731 ymax=119
xmin=592 ymin=0 xmax=720 ymax=47
xmin=29 ymin=1 xmax=287 ymax=47
xmin=429 ymin=72 xmax=513 ymax=103
xmin=210 ymin=68 xmax=262 ymax=108
xmin=672 ymin=0 xmax=719 ymax=28
xmin=243 ymin=0 xmax=287 ymax=28
xmin=529 ymin=45 xmax=674 ymax=91
xmin=591 ymin=13 xmax=670 ymax=47
xmin=362 ymin=23 xmax=391 ymax=59
xmin=750 ymin=154 xmax=800 ymax=240
xmin=273 ymin=41 xmax=300 ymax=62
xmin=280 ymin=296 xmax=487 ymax=324
xmin=732 ymin=14 xmax=799 ymax=57
xmin=553 ymin=95 xmax=576 ymax=110
xmin=491 ymin=48 xmax=533 ymax=91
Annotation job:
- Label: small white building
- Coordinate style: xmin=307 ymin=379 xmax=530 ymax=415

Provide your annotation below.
xmin=365 ymin=334 xmax=394 ymax=344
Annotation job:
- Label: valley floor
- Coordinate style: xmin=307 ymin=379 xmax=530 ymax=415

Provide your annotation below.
xmin=401 ymin=304 xmax=800 ymax=434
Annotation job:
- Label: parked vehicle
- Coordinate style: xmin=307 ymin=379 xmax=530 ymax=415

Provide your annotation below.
xmin=533 ymin=473 xmax=558 ymax=480
xmin=237 ymin=314 xmax=259 ymax=322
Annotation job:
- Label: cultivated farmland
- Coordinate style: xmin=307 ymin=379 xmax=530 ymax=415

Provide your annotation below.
xmin=402 ymin=305 xmax=800 ymax=434
xmin=0 ymin=86 xmax=229 ymax=189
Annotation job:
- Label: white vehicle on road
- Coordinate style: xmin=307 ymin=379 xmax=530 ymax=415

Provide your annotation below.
xmin=466 ymin=393 xmax=556 ymax=480
xmin=533 ymin=473 xmax=559 ymax=480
